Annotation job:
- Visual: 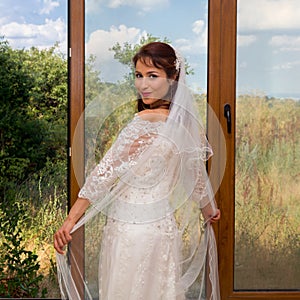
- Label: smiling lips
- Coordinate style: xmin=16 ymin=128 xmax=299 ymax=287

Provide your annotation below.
xmin=141 ymin=92 xmax=152 ymax=98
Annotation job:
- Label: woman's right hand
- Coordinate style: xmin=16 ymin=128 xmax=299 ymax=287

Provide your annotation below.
xmin=53 ymin=218 xmax=75 ymax=254
xmin=53 ymin=197 xmax=91 ymax=254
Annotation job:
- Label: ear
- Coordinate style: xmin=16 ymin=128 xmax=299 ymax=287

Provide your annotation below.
xmin=168 ymin=76 xmax=176 ymax=84
xmin=172 ymin=71 xmax=179 ymax=82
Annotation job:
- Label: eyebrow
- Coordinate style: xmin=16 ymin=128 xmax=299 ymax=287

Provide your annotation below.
xmin=135 ymin=70 xmax=160 ymax=75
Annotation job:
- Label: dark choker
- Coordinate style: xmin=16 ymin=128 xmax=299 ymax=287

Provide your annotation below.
xmin=150 ymin=100 xmax=170 ymax=110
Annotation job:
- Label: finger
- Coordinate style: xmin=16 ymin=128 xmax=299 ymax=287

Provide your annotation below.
xmin=213 ymin=214 xmax=220 ymax=220
xmin=213 ymin=210 xmax=221 ymax=219
xmin=210 ymin=213 xmax=220 ymax=223
xmin=54 ymin=231 xmax=70 ymax=252
xmin=54 ymin=233 xmax=66 ymax=251
xmin=54 ymin=232 xmax=66 ymax=248
xmin=54 ymin=237 xmax=65 ymax=254
xmin=58 ymin=229 xmax=72 ymax=245
xmin=65 ymin=231 xmax=73 ymax=242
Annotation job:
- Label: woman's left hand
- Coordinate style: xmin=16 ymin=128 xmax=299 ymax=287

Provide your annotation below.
xmin=210 ymin=209 xmax=221 ymax=223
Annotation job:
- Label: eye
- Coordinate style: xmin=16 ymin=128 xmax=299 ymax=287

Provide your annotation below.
xmin=135 ymin=73 xmax=142 ymax=78
xmin=149 ymin=74 xmax=158 ymax=79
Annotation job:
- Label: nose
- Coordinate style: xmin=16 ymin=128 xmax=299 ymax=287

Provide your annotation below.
xmin=138 ymin=77 xmax=149 ymax=90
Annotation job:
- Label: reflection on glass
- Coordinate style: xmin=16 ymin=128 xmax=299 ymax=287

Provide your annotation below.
xmin=84 ymin=0 xmax=208 ymax=297
xmin=235 ymin=0 xmax=300 ymax=290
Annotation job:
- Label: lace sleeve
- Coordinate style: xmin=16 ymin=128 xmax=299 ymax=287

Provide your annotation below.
xmin=189 ymin=161 xmax=210 ymax=206
xmin=78 ymin=116 xmax=163 ymax=203
xmin=78 ymin=118 xmax=136 ymax=203
xmin=78 ymin=145 xmax=120 ymax=203
xmin=188 ymin=160 xmax=218 ymax=222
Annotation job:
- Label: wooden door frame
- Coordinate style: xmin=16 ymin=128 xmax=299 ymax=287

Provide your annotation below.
xmin=208 ymin=0 xmax=299 ymax=299
xmin=68 ymin=0 xmax=85 ymax=298
xmin=207 ymin=0 xmax=236 ymax=299
xmin=68 ymin=0 xmax=299 ymax=299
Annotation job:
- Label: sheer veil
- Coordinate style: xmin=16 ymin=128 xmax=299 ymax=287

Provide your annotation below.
xmin=56 ymin=47 xmax=220 ymax=299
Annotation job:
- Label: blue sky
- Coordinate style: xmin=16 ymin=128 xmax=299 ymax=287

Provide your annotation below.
xmin=1 ymin=0 xmax=300 ymax=98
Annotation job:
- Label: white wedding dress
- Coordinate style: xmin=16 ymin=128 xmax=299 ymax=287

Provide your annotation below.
xmin=56 ymin=57 xmax=220 ymax=300
xmin=79 ymin=115 xmax=186 ymax=299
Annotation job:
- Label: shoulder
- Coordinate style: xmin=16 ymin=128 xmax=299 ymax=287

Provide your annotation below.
xmin=137 ymin=109 xmax=169 ymax=123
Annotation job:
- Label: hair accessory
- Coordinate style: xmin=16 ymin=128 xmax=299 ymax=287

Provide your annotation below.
xmin=173 ymin=48 xmax=182 ymax=71
xmin=174 ymin=58 xmax=180 ymax=71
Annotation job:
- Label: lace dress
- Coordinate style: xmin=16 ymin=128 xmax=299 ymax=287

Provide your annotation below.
xmin=79 ymin=115 xmax=187 ymax=299
xmin=77 ymin=114 xmax=215 ymax=299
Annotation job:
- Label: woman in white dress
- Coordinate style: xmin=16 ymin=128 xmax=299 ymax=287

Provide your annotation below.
xmin=54 ymin=42 xmax=221 ymax=300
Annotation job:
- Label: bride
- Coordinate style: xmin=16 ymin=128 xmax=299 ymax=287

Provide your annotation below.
xmin=54 ymin=42 xmax=221 ymax=300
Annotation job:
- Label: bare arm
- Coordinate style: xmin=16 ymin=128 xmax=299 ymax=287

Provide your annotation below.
xmin=54 ymin=197 xmax=90 ymax=254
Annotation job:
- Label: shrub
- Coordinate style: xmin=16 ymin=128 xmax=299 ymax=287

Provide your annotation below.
xmin=0 ymin=199 xmax=47 ymax=298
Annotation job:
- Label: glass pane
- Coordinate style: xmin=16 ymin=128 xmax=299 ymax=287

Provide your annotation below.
xmin=0 ymin=1 xmax=68 ymax=298
xmin=235 ymin=0 xmax=300 ymax=290
xmin=84 ymin=0 xmax=208 ymax=297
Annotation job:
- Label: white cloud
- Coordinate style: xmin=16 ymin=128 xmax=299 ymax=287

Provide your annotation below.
xmin=237 ymin=34 xmax=257 ymax=47
xmin=85 ymin=24 xmax=146 ymax=81
xmin=107 ymin=0 xmax=169 ymax=11
xmin=192 ymin=20 xmax=205 ymax=35
xmin=238 ymin=0 xmax=300 ymax=31
xmin=269 ymin=35 xmax=300 ymax=51
xmin=175 ymin=19 xmax=207 ymax=55
xmin=86 ymin=24 xmax=144 ymax=60
xmin=39 ymin=0 xmax=60 ymax=15
xmin=272 ymin=60 xmax=300 ymax=70
xmin=0 ymin=18 xmax=66 ymax=52
xmin=174 ymin=38 xmax=193 ymax=53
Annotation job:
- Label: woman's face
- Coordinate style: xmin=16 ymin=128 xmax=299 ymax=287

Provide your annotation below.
xmin=134 ymin=58 xmax=171 ymax=106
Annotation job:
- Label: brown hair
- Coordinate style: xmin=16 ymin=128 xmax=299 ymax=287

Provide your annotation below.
xmin=133 ymin=42 xmax=179 ymax=111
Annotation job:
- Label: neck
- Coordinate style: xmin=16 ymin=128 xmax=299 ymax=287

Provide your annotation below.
xmin=149 ymin=99 xmax=170 ymax=110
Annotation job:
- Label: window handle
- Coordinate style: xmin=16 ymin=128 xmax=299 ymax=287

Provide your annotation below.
xmin=224 ymin=103 xmax=232 ymax=134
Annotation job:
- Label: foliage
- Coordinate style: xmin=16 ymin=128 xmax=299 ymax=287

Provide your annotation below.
xmin=0 ymin=39 xmax=67 ymax=195
xmin=0 ymin=39 xmax=68 ymax=297
xmin=0 ymin=199 xmax=47 ymax=298
xmin=85 ymin=54 xmax=103 ymax=106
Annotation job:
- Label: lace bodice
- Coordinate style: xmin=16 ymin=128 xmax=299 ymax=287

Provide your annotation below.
xmin=79 ymin=114 xmax=210 ymax=215
xmin=79 ymin=115 xmax=164 ymax=202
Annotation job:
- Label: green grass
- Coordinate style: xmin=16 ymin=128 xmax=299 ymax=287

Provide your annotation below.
xmin=235 ymin=95 xmax=300 ymax=290
xmin=0 ymin=161 xmax=68 ymax=297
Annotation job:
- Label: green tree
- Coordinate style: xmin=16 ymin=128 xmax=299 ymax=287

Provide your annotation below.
xmin=0 ymin=38 xmax=68 ymax=297
xmin=85 ymin=54 xmax=102 ymax=106
xmin=0 ymin=39 xmax=67 ymax=195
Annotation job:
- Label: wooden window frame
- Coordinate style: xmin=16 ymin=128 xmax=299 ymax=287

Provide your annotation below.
xmin=208 ymin=1 xmax=300 ymax=299
xmin=68 ymin=0 xmax=85 ymax=298
xmin=68 ymin=1 xmax=300 ymax=299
